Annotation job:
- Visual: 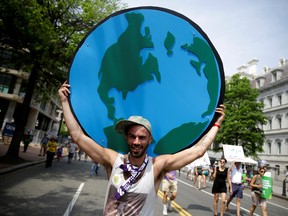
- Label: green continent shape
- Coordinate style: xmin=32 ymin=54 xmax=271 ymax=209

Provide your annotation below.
xmin=181 ymin=37 xmax=219 ymax=117
xmin=154 ymin=120 xmax=209 ymax=154
xmin=97 ymin=12 xmax=161 ymax=122
xmin=104 ymin=125 xmax=129 ymax=153
xmin=164 ymin=31 xmax=175 ymax=56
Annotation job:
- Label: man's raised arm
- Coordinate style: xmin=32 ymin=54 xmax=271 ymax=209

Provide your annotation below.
xmin=58 ymin=81 xmax=117 ymax=167
xmin=157 ymin=104 xmax=226 ymax=173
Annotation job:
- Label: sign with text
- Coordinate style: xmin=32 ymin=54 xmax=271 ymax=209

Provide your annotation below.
xmin=189 ymin=151 xmax=211 ymax=167
xmin=262 ymin=172 xmax=273 ymax=199
xmin=223 ymin=144 xmax=245 ymax=162
xmin=3 ymin=122 xmax=16 ymax=137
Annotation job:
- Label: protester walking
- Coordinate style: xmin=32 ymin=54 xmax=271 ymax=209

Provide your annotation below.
xmin=90 ymin=160 xmax=99 ymax=176
xmin=249 ymin=167 xmax=268 ymax=216
xmin=194 ymin=165 xmax=203 ymax=190
xmin=162 ymin=170 xmax=178 ymax=215
xmin=56 ymin=146 xmax=63 ymax=161
xmin=58 ymin=82 xmax=225 ymax=215
xmin=39 ymin=133 xmax=49 ymax=156
xmin=78 ymin=148 xmax=84 ymax=161
xmin=68 ymin=141 xmax=78 ymax=163
xmin=212 ymin=158 xmax=229 ymax=216
xmin=23 ymin=129 xmax=33 ymax=152
xmin=226 ymin=161 xmax=244 ymax=216
xmin=45 ymin=137 xmax=57 ymax=168
xmin=202 ymin=164 xmax=209 ymax=189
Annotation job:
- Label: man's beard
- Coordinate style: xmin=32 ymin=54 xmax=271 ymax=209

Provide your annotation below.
xmin=129 ymin=144 xmax=148 ymax=158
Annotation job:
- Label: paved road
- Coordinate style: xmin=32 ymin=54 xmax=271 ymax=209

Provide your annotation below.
xmin=0 ymin=159 xmax=287 ymax=216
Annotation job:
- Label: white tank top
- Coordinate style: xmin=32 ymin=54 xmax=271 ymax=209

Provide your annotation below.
xmin=103 ymin=154 xmax=156 ymax=215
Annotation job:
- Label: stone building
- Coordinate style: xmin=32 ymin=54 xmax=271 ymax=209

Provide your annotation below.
xmin=0 ymin=67 xmax=62 ymax=143
xmin=251 ymin=58 xmax=288 ymax=179
xmin=232 ymin=58 xmax=288 ymax=179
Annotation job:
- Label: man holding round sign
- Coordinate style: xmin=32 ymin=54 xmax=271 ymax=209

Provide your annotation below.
xmin=59 ymin=82 xmax=225 ymax=215
xmin=60 ymin=6 xmax=226 ymax=215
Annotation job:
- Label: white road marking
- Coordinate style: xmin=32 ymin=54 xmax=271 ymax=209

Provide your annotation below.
xmin=63 ymin=183 xmax=85 ymax=216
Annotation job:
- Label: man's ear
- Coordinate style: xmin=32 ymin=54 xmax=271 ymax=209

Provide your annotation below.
xmin=149 ymin=136 xmax=153 ymax=144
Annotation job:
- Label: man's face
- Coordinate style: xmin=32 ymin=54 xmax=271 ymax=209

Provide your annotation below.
xmin=125 ymin=125 xmax=152 ymax=158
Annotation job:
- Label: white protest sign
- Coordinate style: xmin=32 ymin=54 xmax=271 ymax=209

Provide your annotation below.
xmin=222 ymin=144 xmax=245 ymax=162
xmin=190 ymin=151 xmax=211 ymax=167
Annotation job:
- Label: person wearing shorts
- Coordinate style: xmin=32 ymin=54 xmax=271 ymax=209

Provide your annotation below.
xmin=194 ymin=165 xmax=203 ymax=190
xmin=68 ymin=141 xmax=78 ymax=163
xmin=249 ymin=167 xmax=267 ymax=216
xmin=226 ymin=161 xmax=243 ymax=216
xmin=202 ymin=165 xmax=209 ymax=189
xmin=162 ymin=170 xmax=178 ymax=215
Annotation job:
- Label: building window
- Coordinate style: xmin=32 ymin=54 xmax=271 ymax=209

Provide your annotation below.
xmin=268 ymin=97 xmax=272 ymax=107
xmin=268 ymin=143 xmax=271 ymax=154
xmin=0 ymin=73 xmax=15 ymax=94
xmin=40 ymin=101 xmax=46 ymax=111
xmin=272 ymin=72 xmax=278 ymax=82
xmin=277 ymin=116 xmax=282 ymax=129
xmin=277 ymin=94 xmax=282 ymax=105
xmin=256 ymin=80 xmax=260 ymax=88
xmin=49 ymin=102 xmax=55 ymax=116
xmin=268 ymin=119 xmax=272 ymax=130
xmin=275 ymin=165 xmax=280 ymax=175
xmin=277 ymin=142 xmax=281 ymax=154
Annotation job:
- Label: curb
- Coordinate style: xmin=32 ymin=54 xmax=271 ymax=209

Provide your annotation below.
xmin=0 ymin=159 xmax=46 ymax=175
xmin=0 ymin=154 xmax=69 ymax=175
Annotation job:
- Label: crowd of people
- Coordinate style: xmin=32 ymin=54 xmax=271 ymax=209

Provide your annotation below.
xmin=28 ymin=132 xmax=269 ymax=216
xmin=21 ymin=127 xmax=269 ymax=216
xmin=22 ymin=131 xmax=100 ymax=177
xmin=184 ymin=159 xmax=269 ymax=216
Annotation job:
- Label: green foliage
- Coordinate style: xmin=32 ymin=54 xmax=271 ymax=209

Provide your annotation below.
xmin=214 ymin=74 xmax=267 ymax=157
xmin=0 ymin=0 xmax=126 ymax=101
xmin=0 ymin=0 xmax=126 ymax=158
xmin=59 ymin=122 xmax=69 ymax=137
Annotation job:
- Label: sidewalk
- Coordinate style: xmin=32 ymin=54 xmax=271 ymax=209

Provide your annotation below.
xmin=0 ymin=141 xmax=67 ymax=174
xmin=1 ymin=142 xmax=288 ymax=200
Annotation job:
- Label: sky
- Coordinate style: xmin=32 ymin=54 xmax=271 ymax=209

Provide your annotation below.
xmin=122 ymin=0 xmax=288 ymax=76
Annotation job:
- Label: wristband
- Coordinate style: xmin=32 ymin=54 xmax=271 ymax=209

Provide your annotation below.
xmin=213 ymin=123 xmax=221 ymax=129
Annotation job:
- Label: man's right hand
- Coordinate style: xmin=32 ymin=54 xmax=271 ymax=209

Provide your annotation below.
xmin=58 ymin=81 xmax=70 ymax=103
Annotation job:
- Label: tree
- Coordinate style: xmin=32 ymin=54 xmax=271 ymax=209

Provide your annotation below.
xmin=214 ymin=74 xmax=267 ymax=157
xmin=0 ymin=0 xmax=126 ymax=162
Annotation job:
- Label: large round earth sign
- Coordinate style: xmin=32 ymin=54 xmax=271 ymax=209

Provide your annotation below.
xmin=68 ymin=6 xmax=225 ymax=157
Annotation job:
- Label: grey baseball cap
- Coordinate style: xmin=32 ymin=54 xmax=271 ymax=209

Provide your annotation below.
xmin=115 ymin=116 xmax=152 ymax=135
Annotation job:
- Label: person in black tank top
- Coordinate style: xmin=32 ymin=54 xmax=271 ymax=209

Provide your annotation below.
xmin=211 ymin=158 xmax=228 ymax=216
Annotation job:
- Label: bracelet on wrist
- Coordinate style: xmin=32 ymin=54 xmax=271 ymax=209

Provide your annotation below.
xmin=213 ymin=123 xmax=221 ymax=129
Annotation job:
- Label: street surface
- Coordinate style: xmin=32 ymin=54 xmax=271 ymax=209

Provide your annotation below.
xmin=0 ymin=159 xmax=287 ymax=216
